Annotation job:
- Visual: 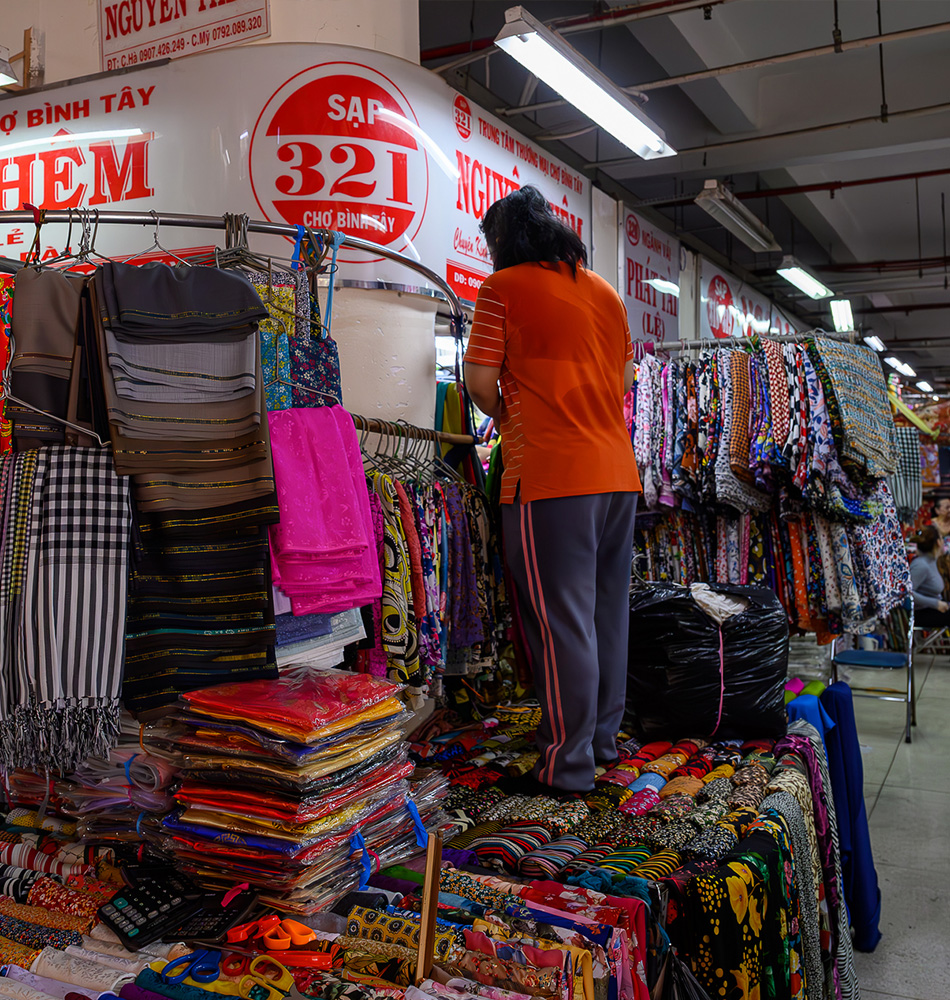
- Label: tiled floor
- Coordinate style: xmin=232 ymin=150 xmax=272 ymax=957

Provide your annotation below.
xmin=848 ymin=654 xmax=950 ymax=999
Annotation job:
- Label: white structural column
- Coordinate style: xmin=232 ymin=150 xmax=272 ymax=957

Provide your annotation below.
xmin=3 ymin=0 xmax=441 ymax=427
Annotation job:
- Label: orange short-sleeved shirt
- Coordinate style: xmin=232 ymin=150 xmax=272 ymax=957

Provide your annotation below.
xmin=464 ymin=261 xmax=641 ymax=504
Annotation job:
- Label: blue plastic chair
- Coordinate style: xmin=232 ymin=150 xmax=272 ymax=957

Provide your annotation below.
xmin=831 ymin=598 xmax=916 ymax=743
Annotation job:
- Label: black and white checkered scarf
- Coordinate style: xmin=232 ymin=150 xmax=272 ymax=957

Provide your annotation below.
xmin=0 ymin=446 xmax=130 ymax=772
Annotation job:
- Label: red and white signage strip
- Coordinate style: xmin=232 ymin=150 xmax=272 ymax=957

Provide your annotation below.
xmin=621 ymin=208 xmax=679 ymax=344
xmin=699 ymin=258 xmax=801 ymax=340
xmin=0 ymin=43 xmax=589 ymax=303
xmin=98 ymin=0 xmax=270 ymax=72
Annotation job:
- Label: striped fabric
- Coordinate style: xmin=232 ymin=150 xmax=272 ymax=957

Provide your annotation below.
xmin=0 ymin=447 xmax=130 ymax=773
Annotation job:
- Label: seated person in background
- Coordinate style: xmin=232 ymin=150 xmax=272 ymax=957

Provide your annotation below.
xmin=910 ymin=525 xmax=950 ymax=626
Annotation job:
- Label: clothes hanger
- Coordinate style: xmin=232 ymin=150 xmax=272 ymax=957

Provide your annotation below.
xmin=123 ymin=211 xmax=190 ymax=266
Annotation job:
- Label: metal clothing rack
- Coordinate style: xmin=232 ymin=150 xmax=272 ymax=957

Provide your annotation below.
xmin=352 ymin=413 xmax=475 ymax=446
xmin=661 ymin=328 xmax=857 ymax=353
xmin=0 ymin=208 xmax=467 ymax=325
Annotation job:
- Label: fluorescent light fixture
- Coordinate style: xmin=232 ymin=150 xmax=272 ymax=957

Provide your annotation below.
xmin=917 ymin=380 xmax=934 ymax=393
xmin=646 ymin=277 xmax=679 ymax=297
xmin=0 ymin=128 xmax=144 ymax=156
xmin=829 ymin=298 xmax=855 ymax=333
xmin=884 ymin=356 xmax=916 ymax=378
xmin=494 ymin=6 xmax=675 ymax=160
xmin=693 ymin=180 xmax=781 ymax=253
xmin=0 ymin=47 xmax=17 ymax=88
xmin=776 ymin=256 xmax=834 ymax=299
xmin=863 ymin=335 xmax=885 ymax=352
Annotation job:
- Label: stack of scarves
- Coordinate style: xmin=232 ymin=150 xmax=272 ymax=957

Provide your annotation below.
xmin=145 ymin=669 xmax=446 ymax=914
xmin=92 ymin=261 xmax=271 ymax=501
xmin=0 ymin=446 xmax=130 ymax=772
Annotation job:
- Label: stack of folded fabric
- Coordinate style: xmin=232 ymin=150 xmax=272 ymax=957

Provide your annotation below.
xmin=274 ymin=608 xmax=367 ymax=670
xmin=6 ymin=715 xmax=177 ymax=845
xmin=268 ymin=406 xmax=382 ymax=615
xmin=122 ymin=498 xmax=279 ymax=715
xmin=92 ymin=261 xmax=271 ymax=491
xmin=87 ymin=262 xmax=282 ymax=716
xmin=146 ymin=668 xmax=446 ymax=913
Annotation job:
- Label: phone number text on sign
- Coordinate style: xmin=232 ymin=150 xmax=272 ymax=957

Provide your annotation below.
xmin=250 ymin=63 xmax=429 ymax=263
xmin=99 ymin=0 xmax=269 ymax=71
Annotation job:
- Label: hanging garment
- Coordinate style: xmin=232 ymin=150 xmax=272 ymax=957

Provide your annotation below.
xmin=0 ymin=447 xmax=130 ymax=772
xmin=887 ymin=426 xmax=923 ymax=523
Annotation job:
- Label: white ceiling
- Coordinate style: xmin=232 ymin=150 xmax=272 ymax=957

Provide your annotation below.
xmin=421 ymin=0 xmax=950 ymax=387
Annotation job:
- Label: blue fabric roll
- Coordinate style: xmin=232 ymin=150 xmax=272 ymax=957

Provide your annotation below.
xmin=820 ymin=682 xmax=883 ymax=952
xmin=628 ymin=772 xmax=667 ymax=794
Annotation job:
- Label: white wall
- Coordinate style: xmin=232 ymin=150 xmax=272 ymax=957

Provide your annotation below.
xmin=334 ymin=287 xmax=438 ymax=429
xmin=590 ymin=185 xmax=620 ymax=292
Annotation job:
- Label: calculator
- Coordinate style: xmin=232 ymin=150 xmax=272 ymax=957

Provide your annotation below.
xmin=98 ymin=872 xmax=205 ymax=950
xmin=175 ymin=887 xmax=260 ymax=944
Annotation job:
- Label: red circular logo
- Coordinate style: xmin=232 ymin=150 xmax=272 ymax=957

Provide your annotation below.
xmin=626 ymin=214 xmax=640 ymax=246
xmin=250 ymin=62 xmax=429 ymax=259
xmin=454 ymin=95 xmax=472 ymax=142
xmin=706 ymin=275 xmax=734 ymax=339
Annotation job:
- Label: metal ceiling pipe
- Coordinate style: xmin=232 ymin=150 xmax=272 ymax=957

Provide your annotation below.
xmin=498 ymin=18 xmax=950 ymax=116
xmin=424 ymin=0 xmax=739 ymax=75
xmin=632 ymin=166 xmax=950 ymax=209
xmin=588 ymin=98 xmax=950 ymax=168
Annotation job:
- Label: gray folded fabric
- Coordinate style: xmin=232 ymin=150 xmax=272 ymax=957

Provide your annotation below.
xmin=97 ymin=260 xmax=269 ymax=337
xmin=105 ymin=327 xmax=256 ymax=403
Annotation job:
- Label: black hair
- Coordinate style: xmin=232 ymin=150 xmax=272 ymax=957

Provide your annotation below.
xmin=480 ymin=185 xmax=587 ymax=276
xmin=913 ymin=525 xmax=941 ymax=554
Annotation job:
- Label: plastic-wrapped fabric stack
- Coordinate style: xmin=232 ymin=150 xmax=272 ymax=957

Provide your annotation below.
xmin=3 ymin=715 xmax=178 ymax=847
xmin=145 ymin=668 xmax=448 ymax=914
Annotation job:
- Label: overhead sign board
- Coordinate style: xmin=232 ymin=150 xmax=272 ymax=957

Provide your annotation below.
xmin=98 ymin=0 xmax=270 ymax=71
xmin=621 ymin=207 xmax=679 ymax=343
xmin=699 ymin=258 xmax=801 ymax=339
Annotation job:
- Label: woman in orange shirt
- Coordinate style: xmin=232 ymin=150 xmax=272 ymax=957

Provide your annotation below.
xmin=464 ymin=186 xmax=641 ymax=793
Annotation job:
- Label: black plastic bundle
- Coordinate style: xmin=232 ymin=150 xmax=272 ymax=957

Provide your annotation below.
xmin=626 ymin=583 xmax=788 ymax=740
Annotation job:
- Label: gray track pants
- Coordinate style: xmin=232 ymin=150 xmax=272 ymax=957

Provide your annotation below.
xmin=502 ymin=490 xmax=638 ymax=791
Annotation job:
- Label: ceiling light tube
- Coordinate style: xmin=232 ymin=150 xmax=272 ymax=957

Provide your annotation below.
xmin=917 ymin=380 xmax=934 ymax=393
xmin=494 ymin=6 xmax=675 ymax=160
xmin=863 ymin=335 xmax=885 ymax=352
xmin=693 ymin=180 xmax=781 ymax=253
xmin=829 ymin=298 xmax=855 ymax=332
xmin=884 ymin=356 xmax=916 ymax=378
xmin=776 ymin=256 xmax=834 ymax=299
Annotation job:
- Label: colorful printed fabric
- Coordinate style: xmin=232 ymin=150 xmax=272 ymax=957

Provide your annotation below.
xmin=346 ymin=906 xmax=461 ymax=963
xmin=0 ymin=934 xmax=40 ymax=968
xmin=0 ymin=912 xmax=81 ymax=951
xmin=0 ymin=897 xmax=92 ymax=934
xmin=808 ymin=338 xmax=897 ymax=480
xmin=853 ymin=482 xmax=911 ymax=619
xmin=27 ymin=877 xmax=101 ymax=923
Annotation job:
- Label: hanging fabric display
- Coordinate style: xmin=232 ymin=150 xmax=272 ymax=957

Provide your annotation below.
xmin=631 ymin=340 xmax=910 ymax=635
